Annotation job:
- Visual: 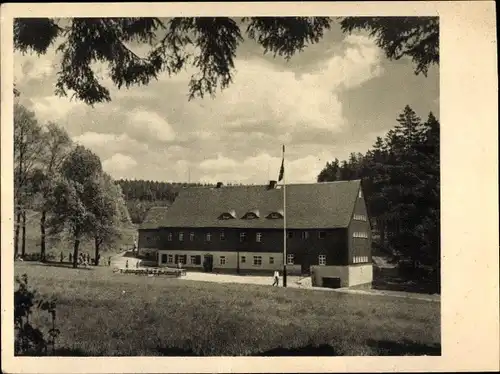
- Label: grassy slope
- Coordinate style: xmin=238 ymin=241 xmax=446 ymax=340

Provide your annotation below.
xmin=19 ymin=210 xmax=137 ymax=259
xmin=14 ymin=263 xmax=441 ymax=356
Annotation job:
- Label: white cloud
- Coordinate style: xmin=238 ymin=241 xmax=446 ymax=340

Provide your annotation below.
xmin=102 ymin=153 xmax=138 ymax=173
xmin=73 ymin=132 xmax=148 ymax=154
xmin=29 ymin=95 xmax=84 ymax=124
xmin=128 ymin=109 xmax=176 ymax=142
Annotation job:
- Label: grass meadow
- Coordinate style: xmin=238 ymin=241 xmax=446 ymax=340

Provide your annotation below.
xmin=14 ymin=262 xmax=441 ymax=356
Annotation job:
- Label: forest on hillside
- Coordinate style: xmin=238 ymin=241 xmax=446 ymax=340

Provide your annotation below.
xmin=317 ymin=105 xmax=440 ymax=290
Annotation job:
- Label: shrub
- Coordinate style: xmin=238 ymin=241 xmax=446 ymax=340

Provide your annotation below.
xmin=14 ymin=274 xmax=59 ymax=356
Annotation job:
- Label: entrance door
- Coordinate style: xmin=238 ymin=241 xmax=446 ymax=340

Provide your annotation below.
xmin=301 ymin=252 xmax=312 ymax=275
xmin=203 ymin=254 xmax=214 ymax=272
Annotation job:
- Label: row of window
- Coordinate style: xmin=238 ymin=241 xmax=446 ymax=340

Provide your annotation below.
xmin=167 ymin=230 xmax=331 ymax=242
xmin=160 ymin=253 xmax=328 ymax=266
xmin=219 ymin=211 xmax=283 ymax=220
xmin=353 ymin=214 xmax=367 ymax=221
xmin=353 ymin=232 xmax=369 ymax=238
xmin=166 ymin=231 xmax=369 ymax=242
xmin=353 ymin=256 xmax=369 ymax=264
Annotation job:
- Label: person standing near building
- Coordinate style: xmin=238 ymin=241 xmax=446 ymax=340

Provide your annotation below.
xmin=273 ymin=270 xmax=280 ymax=287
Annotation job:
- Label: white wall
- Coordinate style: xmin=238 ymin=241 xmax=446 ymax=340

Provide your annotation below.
xmin=348 ymin=264 xmax=373 ymax=286
xmin=157 ymin=250 xmax=286 ymax=271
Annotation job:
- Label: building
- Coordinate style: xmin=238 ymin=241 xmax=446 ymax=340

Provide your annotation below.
xmin=138 ymin=179 xmax=373 ymax=288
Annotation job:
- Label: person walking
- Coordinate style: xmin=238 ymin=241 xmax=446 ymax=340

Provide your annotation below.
xmin=60 ymin=252 xmax=64 ymax=263
xmin=69 ymin=252 xmax=72 ymax=263
xmin=272 ymin=270 xmax=280 ymax=287
xmin=108 ymin=256 xmax=111 ymax=267
xmin=126 ymin=260 xmax=129 ymax=269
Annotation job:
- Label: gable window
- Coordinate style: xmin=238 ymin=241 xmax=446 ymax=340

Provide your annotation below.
xmin=269 ymin=257 xmax=274 ymax=264
xmin=167 ymin=254 xmax=173 ymax=264
xmin=318 ymin=255 xmax=326 ymax=265
xmin=242 ymin=211 xmax=259 ymax=220
xmin=287 ymin=254 xmax=294 ymax=265
xmin=253 ymin=256 xmax=262 ymax=266
xmin=266 ymin=211 xmax=284 ymax=219
xmin=302 ymin=231 xmax=309 ymax=240
xmin=220 ymin=230 xmax=225 ymax=241
xmin=241 ymin=256 xmax=246 ymax=263
xmin=256 ymin=232 xmax=262 ymax=242
xmin=318 ymin=231 xmax=326 ymax=239
xmin=218 ymin=210 xmax=237 ymax=220
xmin=240 ymin=232 xmax=247 ymax=243
xmin=189 ymin=232 xmax=195 ymax=241
xmin=220 ymin=256 xmax=226 ymax=265
xmin=206 ymin=233 xmax=211 ymax=242
xmin=179 ymin=232 xmax=184 ymax=241
xmin=287 ymin=231 xmax=293 ymax=239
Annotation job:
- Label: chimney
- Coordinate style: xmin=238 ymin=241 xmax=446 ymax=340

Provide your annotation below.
xmin=268 ymin=180 xmax=277 ymax=190
xmin=216 ymin=182 xmax=223 ymax=188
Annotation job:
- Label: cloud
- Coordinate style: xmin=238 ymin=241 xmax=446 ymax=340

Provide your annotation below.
xmin=102 ymin=153 xmax=138 ymax=173
xmin=73 ymin=132 xmax=149 ymax=155
xmin=128 ymin=109 xmax=176 ymax=142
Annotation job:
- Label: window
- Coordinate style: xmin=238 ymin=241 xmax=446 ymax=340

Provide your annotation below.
xmin=253 ymin=256 xmax=262 ymax=266
xmin=175 ymin=255 xmax=186 ymax=264
xmin=240 ymin=232 xmax=247 ymax=243
xmin=256 ymin=232 xmax=262 ymax=242
xmin=167 ymin=254 xmax=173 ymax=264
xmin=167 ymin=233 xmax=173 ymax=241
xmin=287 ymin=231 xmax=293 ymax=239
xmin=189 ymin=232 xmax=195 ymax=241
xmin=241 ymin=256 xmax=246 ymax=263
xmin=269 ymin=257 xmax=274 ymax=264
xmin=318 ymin=255 xmax=326 ymax=265
xmin=302 ymin=231 xmax=309 ymax=240
xmin=179 ymin=232 xmax=184 ymax=241
xmin=220 ymin=256 xmax=226 ymax=265
xmin=359 ymin=189 xmax=363 ymax=198
xmin=220 ymin=230 xmax=225 ymax=241
xmin=318 ymin=231 xmax=326 ymax=239
xmin=353 ymin=232 xmax=368 ymax=239
xmin=243 ymin=212 xmax=259 ymax=219
xmin=206 ymin=233 xmax=211 ymax=242
xmin=190 ymin=255 xmax=201 ymax=265
xmin=353 ymin=214 xmax=367 ymax=221
xmin=161 ymin=254 xmax=167 ymax=264
xmin=267 ymin=212 xmax=283 ymax=219
xmin=287 ymin=254 xmax=294 ymax=265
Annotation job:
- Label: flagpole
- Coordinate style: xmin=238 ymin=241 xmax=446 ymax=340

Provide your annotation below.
xmin=282 ymin=145 xmax=287 ymax=288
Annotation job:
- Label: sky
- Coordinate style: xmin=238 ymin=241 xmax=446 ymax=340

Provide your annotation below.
xmin=14 ymin=19 xmax=439 ymax=185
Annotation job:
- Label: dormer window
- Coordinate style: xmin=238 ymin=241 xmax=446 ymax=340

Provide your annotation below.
xmin=242 ymin=209 xmax=260 ymax=220
xmin=218 ymin=210 xmax=237 ymax=220
xmin=266 ymin=210 xmax=284 ymax=219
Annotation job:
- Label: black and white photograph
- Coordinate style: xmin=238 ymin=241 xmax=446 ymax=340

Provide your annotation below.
xmin=1 ymin=2 xmax=498 ymax=373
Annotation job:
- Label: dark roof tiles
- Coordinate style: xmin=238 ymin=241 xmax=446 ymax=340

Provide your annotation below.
xmin=150 ymin=180 xmax=362 ymax=230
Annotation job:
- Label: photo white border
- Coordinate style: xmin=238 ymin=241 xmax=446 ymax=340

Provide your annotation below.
xmin=1 ymin=2 xmax=499 ymax=373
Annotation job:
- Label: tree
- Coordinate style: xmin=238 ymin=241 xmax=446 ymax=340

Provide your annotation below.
xmin=31 ymin=123 xmax=73 ymax=262
xmin=340 ymin=17 xmax=439 ymax=76
xmin=48 ymin=145 xmax=103 ymax=268
xmin=91 ymin=173 xmax=130 ymax=265
xmin=14 ymin=104 xmax=45 ymax=258
xmin=14 ymin=17 xmax=437 ymax=106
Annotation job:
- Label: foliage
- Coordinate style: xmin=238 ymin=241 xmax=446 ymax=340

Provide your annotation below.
xmin=340 ymin=17 xmax=439 ymax=76
xmin=14 ymin=17 xmax=438 ymax=105
xmin=14 ymin=274 xmax=59 ymax=356
xmin=317 ymin=105 xmax=440 ymax=291
xmin=14 ymin=263 xmax=440 ymax=356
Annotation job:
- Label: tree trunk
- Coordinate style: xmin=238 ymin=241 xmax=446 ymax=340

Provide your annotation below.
xmin=14 ymin=210 xmax=21 ymax=258
xmin=72 ymin=237 xmax=80 ymax=269
xmin=94 ymin=237 xmax=100 ymax=266
xmin=40 ymin=211 xmax=47 ymax=262
xmin=21 ymin=211 xmax=26 ymax=257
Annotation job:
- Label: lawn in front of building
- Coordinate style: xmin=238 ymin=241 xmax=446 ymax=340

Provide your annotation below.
xmin=13 ymin=262 xmax=440 ymax=356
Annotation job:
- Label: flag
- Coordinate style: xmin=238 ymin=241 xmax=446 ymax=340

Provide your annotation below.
xmin=278 ymin=145 xmax=285 ymax=181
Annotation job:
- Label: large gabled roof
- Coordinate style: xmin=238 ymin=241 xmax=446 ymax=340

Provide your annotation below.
xmin=150 ymin=180 xmax=362 ymax=230
xmin=140 ymin=206 xmax=170 ymax=230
